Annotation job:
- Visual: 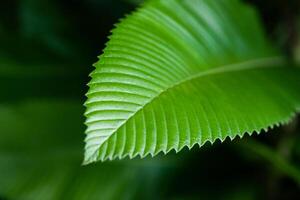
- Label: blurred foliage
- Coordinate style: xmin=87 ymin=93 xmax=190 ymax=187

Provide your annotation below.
xmin=0 ymin=0 xmax=300 ymax=199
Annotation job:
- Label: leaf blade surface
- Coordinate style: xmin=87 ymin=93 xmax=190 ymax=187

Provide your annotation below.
xmin=84 ymin=0 xmax=300 ymax=163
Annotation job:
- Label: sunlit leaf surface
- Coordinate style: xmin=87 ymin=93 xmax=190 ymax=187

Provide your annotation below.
xmin=84 ymin=0 xmax=300 ymax=163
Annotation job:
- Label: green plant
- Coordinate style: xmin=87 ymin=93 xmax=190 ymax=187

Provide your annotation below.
xmin=84 ymin=0 xmax=300 ymax=164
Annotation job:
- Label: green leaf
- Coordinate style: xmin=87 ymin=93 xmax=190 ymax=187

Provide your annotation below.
xmin=0 ymin=157 xmax=169 ymax=200
xmin=84 ymin=0 xmax=300 ymax=163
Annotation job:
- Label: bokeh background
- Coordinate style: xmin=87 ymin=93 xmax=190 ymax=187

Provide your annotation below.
xmin=0 ymin=0 xmax=300 ymax=199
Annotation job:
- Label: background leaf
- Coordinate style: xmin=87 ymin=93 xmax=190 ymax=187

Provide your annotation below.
xmin=0 ymin=100 xmax=178 ymax=200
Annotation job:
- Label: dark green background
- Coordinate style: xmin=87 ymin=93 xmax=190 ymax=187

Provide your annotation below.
xmin=0 ymin=0 xmax=300 ymax=199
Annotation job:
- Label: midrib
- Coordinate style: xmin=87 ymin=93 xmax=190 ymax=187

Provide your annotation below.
xmin=174 ymin=56 xmax=284 ymax=89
